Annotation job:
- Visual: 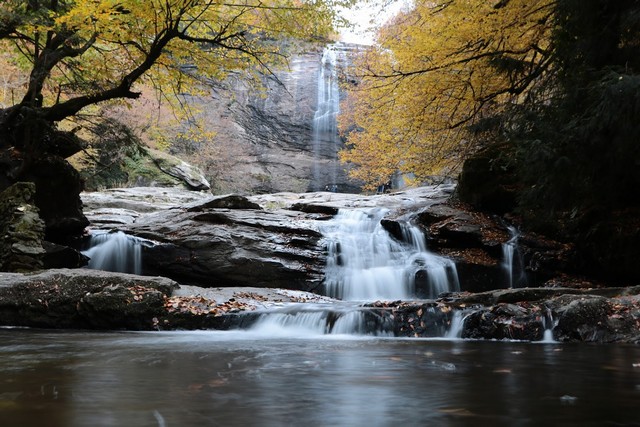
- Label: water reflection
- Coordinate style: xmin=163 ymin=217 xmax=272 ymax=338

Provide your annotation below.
xmin=1 ymin=329 xmax=639 ymax=426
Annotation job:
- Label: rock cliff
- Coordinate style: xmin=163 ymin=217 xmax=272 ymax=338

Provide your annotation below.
xmin=185 ymin=43 xmax=363 ymax=194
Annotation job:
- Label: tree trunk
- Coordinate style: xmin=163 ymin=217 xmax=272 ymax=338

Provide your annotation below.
xmin=0 ymin=106 xmax=89 ymax=242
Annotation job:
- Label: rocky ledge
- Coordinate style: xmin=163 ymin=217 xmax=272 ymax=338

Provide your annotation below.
xmin=1 ymin=269 xmax=638 ymax=343
xmin=0 ymin=269 xmax=331 ymax=331
xmin=372 ymin=285 xmax=640 ymax=343
xmin=80 ymin=185 xmax=458 ymax=291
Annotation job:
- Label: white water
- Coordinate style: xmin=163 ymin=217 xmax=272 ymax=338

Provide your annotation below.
xmin=250 ymin=207 xmax=460 ymax=337
xmin=311 ymin=44 xmax=343 ymax=191
xmin=444 ymin=311 xmax=467 ymax=339
xmin=250 ymin=305 xmax=393 ymax=337
xmin=502 ymin=226 xmax=527 ymax=288
xmin=82 ymin=231 xmax=144 ymax=275
xmin=540 ymin=307 xmax=557 ymax=343
xmin=322 ymin=208 xmax=459 ymax=301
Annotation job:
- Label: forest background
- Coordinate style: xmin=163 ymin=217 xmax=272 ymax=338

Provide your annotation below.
xmin=0 ymin=0 xmax=638 ymax=282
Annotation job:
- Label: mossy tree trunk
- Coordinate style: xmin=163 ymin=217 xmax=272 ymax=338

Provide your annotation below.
xmin=0 ymin=105 xmax=88 ymax=242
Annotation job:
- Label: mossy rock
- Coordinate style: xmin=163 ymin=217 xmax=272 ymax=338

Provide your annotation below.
xmin=76 ymin=144 xmax=209 ymax=191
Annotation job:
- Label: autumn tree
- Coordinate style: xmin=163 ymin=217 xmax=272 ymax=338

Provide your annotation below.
xmin=338 ymin=0 xmax=554 ymax=189
xmin=0 ymin=0 xmax=350 ymax=239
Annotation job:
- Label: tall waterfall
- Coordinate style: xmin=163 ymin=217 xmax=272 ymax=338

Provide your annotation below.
xmin=82 ymin=231 xmax=144 ymax=275
xmin=310 ymin=44 xmax=343 ymax=192
xmin=322 ymin=208 xmax=459 ymax=301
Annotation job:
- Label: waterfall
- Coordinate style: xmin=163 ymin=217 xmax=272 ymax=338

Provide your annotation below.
xmin=540 ymin=307 xmax=557 ymax=343
xmin=82 ymin=231 xmax=144 ymax=275
xmin=502 ymin=226 xmax=527 ymax=288
xmin=249 ymin=305 xmax=394 ymax=337
xmin=322 ymin=208 xmax=459 ymax=301
xmin=311 ymin=44 xmax=343 ymax=192
xmin=444 ymin=310 xmax=468 ymax=339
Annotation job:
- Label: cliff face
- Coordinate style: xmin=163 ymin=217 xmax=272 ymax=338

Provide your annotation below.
xmin=193 ymin=43 xmax=363 ymax=194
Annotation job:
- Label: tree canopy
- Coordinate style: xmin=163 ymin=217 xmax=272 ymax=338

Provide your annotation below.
xmin=338 ymin=0 xmax=554 ymax=188
xmin=0 ymin=0 xmax=353 ymax=239
xmin=0 ymin=0 xmax=349 ymax=125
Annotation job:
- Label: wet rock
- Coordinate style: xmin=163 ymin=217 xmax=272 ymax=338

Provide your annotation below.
xmin=77 ymin=284 xmax=167 ymax=329
xmin=129 ymin=207 xmax=325 ymax=291
xmin=551 ymin=295 xmax=616 ymax=342
xmin=42 ymin=241 xmax=88 ymax=269
xmin=379 ymin=219 xmax=404 ymax=242
xmin=454 ymin=260 xmax=508 ymax=293
xmin=0 ymin=270 xmax=341 ymax=331
xmin=290 ymin=202 xmax=339 ymax=216
xmin=187 ymin=194 xmax=262 ymax=211
xmin=415 ymin=201 xmax=576 ymax=289
xmin=0 ymin=269 xmax=178 ymax=329
xmin=392 ymin=303 xmax=456 ymax=338
xmin=462 ymin=304 xmax=545 ymax=341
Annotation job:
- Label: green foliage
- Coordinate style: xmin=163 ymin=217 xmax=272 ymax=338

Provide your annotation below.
xmin=513 ymin=71 xmax=640 ymax=229
xmin=509 ymin=0 xmax=640 ymax=231
xmin=72 ymin=119 xmax=146 ymax=189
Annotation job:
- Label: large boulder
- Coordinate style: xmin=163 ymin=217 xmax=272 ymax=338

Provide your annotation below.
xmin=0 ymin=269 xmax=336 ymax=330
xmin=0 ymin=269 xmax=178 ymax=329
xmin=412 ymin=201 xmax=576 ymax=291
xmin=126 ymin=201 xmax=326 ymax=291
xmin=149 ymin=148 xmax=211 ymax=191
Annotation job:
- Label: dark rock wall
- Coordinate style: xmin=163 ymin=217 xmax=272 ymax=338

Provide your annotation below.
xmin=0 ymin=182 xmax=45 ymax=272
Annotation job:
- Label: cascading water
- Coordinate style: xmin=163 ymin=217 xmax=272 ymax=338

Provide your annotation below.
xmin=310 ymin=44 xmax=343 ymax=192
xmin=250 ymin=305 xmax=394 ymax=337
xmin=444 ymin=311 xmax=468 ymax=339
xmin=248 ymin=207 xmax=461 ymax=337
xmin=322 ymin=208 xmax=459 ymax=301
xmin=82 ymin=231 xmax=144 ymax=275
xmin=502 ymin=226 xmax=527 ymax=288
xmin=541 ymin=306 xmax=557 ymax=343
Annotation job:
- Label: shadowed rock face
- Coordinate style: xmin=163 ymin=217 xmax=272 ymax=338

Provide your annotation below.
xmin=132 ymin=206 xmax=326 ymax=291
xmin=192 ymin=43 xmax=363 ymax=194
xmin=135 ymin=194 xmax=326 ymax=291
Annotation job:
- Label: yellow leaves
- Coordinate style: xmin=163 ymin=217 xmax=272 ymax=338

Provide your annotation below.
xmin=339 ymin=0 xmax=554 ymax=189
xmin=164 ymin=295 xmax=257 ymax=316
xmin=4 ymin=0 xmax=343 ymax=122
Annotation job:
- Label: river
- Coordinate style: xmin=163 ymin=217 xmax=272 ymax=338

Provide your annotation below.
xmin=1 ymin=328 xmax=639 ymax=426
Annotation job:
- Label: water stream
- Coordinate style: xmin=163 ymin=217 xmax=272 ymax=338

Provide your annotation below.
xmin=310 ymin=43 xmax=343 ymax=192
xmin=1 ymin=329 xmax=638 ymax=427
xmin=502 ymin=226 xmax=527 ymax=288
xmin=82 ymin=207 xmax=463 ymax=338
xmin=247 ymin=208 xmax=462 ymax=337
xmin=322 ymin=208 xmax=459 ymax=301
xmin=82 ymin=231 xmax=145 ymax=275
xmin=249 ymin=304 xmax=394 ymax=337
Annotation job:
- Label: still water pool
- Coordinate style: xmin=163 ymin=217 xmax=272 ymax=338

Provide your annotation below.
xmin=0 ymin=329 xmax=638 ymax=426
